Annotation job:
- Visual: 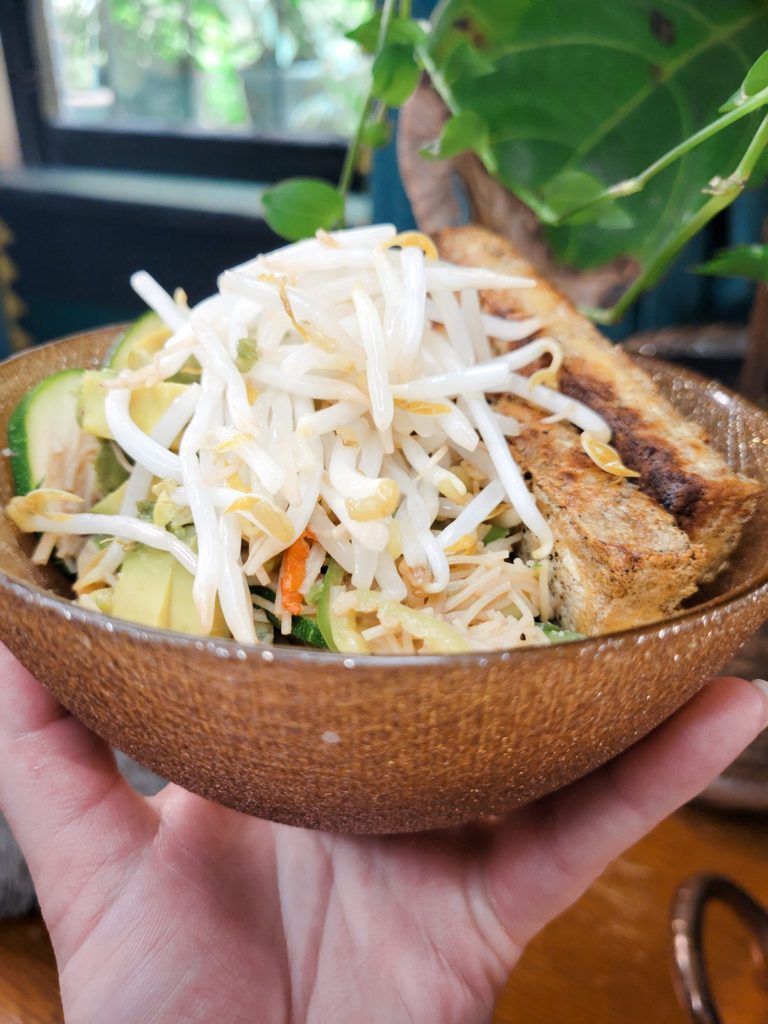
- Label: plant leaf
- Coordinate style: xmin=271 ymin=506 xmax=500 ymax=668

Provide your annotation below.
xmin=434 ymin=32 xmax=495 ymax=84
xmin=261 ymin=179 xmax=344 ymax=242
xmin=432 ymin=0 xmax=768 ymax=272
xmin=539 ymin=170 xmax=634 ymax=228
xmin=361 ymin=119 xmax=392 ymax=149
xmin=421 ymin=110 xmax=497 ymax=171
xmin=372 ymin=43 xmax=421 ymax=106
xmin=539 ymin=170 xmax=607 ymax=222
xmin=721 ymin=48 xmax=768 ymax=111
xmin=693 ymin=243 xmax=768 ymax=280
xmin=347 ymin=12 xmax=427 ymax=54
xmin=743 ymin=48 xmax=768 ymax=97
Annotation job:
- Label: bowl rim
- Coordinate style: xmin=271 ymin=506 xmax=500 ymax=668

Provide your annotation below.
xmin=1 ymin=333 xmax=768 ymax=671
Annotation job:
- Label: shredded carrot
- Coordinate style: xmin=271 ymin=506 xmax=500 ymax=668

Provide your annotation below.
xmin=280 ymin=532 xmax=310 ymax=616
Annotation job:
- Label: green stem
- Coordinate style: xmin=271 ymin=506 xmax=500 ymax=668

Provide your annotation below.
xmin=550 ymin=88 xmax=768 ymax=225
xmin=587 ymin=112 xmax=768 ymax=324
xmin=417 ymin=42 xmax=459 ymax=115
xmin=616 ymin=88 xmax=768 ymax=195
xmin=400 ymin=0 xmax=412 ymax=18
xmin=336 ymin=0 xmax=398 ymax=208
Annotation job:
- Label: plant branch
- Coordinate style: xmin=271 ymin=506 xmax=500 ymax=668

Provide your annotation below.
xmin=587 ymin=112 xmax=768 ymax=323
xmin=337 ymin=0 xmax=397 ymax=204
xmin=549 ymin=88 xmax=768 ymax=225
xmin=612 ymin=88 xmax=768 ymax=195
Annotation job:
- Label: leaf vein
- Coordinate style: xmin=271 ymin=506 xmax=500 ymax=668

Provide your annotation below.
xmin=553 ymin=9 xmax=762 ymax=180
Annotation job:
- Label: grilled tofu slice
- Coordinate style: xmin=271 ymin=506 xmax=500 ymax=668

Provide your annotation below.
xmin=437 ymin=225 xmax=763 ymax=582
xmin=499 ymin=398 xmax=702 ymax=634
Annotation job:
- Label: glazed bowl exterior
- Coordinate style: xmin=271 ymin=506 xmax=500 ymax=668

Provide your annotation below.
xmin=1 ymin=328 xmax=767 ymax=833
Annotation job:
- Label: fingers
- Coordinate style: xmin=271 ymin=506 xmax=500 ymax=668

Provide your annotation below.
xmin=0 ymin=644 xmax=155 ymax=925
xmin=484 ymin=678 xmax=767 ymax=948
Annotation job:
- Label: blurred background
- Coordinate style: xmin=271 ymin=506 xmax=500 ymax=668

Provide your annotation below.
xmin=0 ymin=0 xmax=391 ymax=352
xmin=0 ymin=0 xmax=764 ymax=364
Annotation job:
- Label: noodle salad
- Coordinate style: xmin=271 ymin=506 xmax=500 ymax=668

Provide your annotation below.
xmin=6 ymin=225 xmax=632 ymax=654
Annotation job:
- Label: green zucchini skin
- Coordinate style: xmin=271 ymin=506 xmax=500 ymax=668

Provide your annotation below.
xmin=539 ymin=622 xmax=585 ymax=644
xmin=250 ymin=586 xmax=328 ymax=649
xmin=106 ymin=312 xmax=171 ymax=370
xmin=8 ymin=368 xmax=85 ymax=495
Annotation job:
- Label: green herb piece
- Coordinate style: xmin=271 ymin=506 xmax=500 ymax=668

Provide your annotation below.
xmin=168 ymin=523 xmax=198 ymax=550
xmin=539 ymin=622 xmax=585 ymax=644
xmin=135 ymin=500 xmax=155 ymax=522
xmin=170 ymin=358 xmax=202 ymax=385
xmin=236 ymin=337 xmax=258 ymax=374
xmin=250 ymin=585 xmax=328 ymax=649
xmin=262 ymin=178 xmax=345 ymax=243
xmin=94 ymin=441 xmax=129 ymax=496
xmin=482 ymin=524 xmax=508 ymax=545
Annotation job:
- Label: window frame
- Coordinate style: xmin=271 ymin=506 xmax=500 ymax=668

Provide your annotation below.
xmin=0 ymin=2 xmax=348 ymax=184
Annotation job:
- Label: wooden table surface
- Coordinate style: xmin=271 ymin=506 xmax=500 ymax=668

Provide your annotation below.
xmin=1 ymin=805 xmax=766 ymax=1024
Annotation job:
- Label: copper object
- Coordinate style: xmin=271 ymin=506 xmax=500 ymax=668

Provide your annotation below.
xmin=671 ymin=874 xmax=768 ymax=1023
xmin=0 ymin=328 xmax=768 ymax=833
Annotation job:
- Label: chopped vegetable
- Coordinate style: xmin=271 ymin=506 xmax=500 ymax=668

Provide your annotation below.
xmin=94 ymin=441 xmax=129 ymax=496
xmin=236 ymin=337 xmax=258 ymax=373
xmin=136 ymin=500 xmax=155 ymax=522
xmin=251 ymin=585 xmax=327 ymax=649
xmin=279 ymin=532 xmax=311 ymax=616
xmin=539 ymin=622 xmax=586 ymax=644
xmin=314 ymin=560 xmax=344 ymax=652
xmin=338 ymin=590 xmax=472 ymax=653
xmin=482 ymin=524 xmax=508 ymax=545
xmin=8 ymin=369 xmax=86 ymax=496
xmin=107 ymin=311 xmax=172 ymax=371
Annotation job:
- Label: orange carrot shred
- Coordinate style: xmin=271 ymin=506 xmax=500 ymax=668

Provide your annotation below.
xmin=280 ymin=532 xmax=310 ymax=616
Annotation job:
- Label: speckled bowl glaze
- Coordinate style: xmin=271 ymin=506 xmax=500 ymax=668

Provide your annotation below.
xmin=1 ymin=328 xmax=768 ymax=834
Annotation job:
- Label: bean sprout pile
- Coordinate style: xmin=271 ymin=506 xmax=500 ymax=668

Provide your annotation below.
xmin=8 ymin=225 xmax=627 ymax=654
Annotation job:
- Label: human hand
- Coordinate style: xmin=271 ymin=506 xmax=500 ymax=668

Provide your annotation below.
xmin=0 ymin=644 xmax=765 ymax=1024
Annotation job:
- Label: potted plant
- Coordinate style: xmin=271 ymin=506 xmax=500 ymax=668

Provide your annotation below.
xmin=263 ymin=0 xmax=768 ymax=325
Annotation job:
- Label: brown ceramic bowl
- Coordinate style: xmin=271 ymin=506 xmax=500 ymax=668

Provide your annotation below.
xmin=1 ymin=328 xmax=768 ymax=834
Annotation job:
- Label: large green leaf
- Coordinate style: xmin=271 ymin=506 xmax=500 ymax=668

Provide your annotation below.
xmin=431 ymin=0 xmax=768 ymax=271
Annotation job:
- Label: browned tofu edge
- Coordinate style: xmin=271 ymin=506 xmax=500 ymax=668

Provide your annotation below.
xmin=500 ymin=398 xmax=701 ymax=634
xmin=436 ymin=224 xmax=764 ymax=582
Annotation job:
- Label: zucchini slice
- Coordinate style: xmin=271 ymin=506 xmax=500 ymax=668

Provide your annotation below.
xmin=539 ymin=622 xmax=585 ymax=644
xmin=106 ymin=312 xmax=172 ymax=371
xmin=251 ymin=585 xmax=328 ymax=649
xmin=8 ymin=369 xmax=85 ymax=495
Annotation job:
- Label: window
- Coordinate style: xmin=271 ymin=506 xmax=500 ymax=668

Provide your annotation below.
xmin=1 ymin=1 xmax=374 ymax=182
